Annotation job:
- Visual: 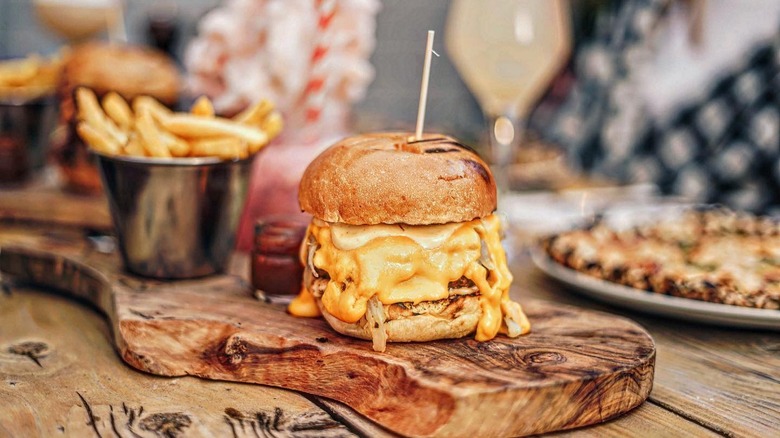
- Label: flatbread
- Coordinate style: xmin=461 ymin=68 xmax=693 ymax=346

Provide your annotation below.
xmin=542 ymin=208 xmax=780 ymax=310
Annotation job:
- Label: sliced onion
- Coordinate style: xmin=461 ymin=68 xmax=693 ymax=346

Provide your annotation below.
xmin=366 ymin=296 xmax=388 ymax=352
xmin=479 ymin=237 xmax=496 ymax=271
xmin=502 ymin=301 xmax=531 ymax=338
xmin=302 ymin=262 xmax=313 ymax=289
xmin=306 ymin=236 xmax=319 ymax=278
xmin=504 ymin=315 xmax=522 ymax=338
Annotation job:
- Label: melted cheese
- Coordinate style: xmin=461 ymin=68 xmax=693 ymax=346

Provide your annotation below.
xmin=287 ymin=283 xmax=321 ymax=317
xmin=287 ymin=214 xmax=531 ymax=341
xmin=325 ymin=219 xmax=461 ymax=250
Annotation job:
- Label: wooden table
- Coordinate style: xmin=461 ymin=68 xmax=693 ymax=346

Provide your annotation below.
xmin=0 ymin=188 xmax=778 ymax=437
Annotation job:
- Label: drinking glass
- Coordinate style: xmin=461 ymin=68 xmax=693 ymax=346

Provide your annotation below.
xmin=445 ymin=0 xmax=571 ymax=193
xmin=34 ymin=0 xmax=126 ymax=43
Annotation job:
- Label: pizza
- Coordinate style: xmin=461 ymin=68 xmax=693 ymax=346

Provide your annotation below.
xmin=541 ymin=207 xmax=780 ymax=310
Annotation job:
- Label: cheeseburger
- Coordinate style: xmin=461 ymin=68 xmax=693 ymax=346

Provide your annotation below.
xmin=288 ymin=132 xmax=530 ymax=351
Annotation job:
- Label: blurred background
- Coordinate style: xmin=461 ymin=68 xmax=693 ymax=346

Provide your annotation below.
xmin=0 ymin=0 xmax=487 ymax=140
xmin=0 ymin=0 xmax=778 ymax=247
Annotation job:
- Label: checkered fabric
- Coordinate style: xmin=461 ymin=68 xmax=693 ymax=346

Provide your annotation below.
xmin=530 ymin=0 xmax=780 ymax=214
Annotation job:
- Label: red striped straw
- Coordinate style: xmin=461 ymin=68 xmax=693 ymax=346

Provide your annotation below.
xmin=300 ymin=0 xmax=338 ymax=139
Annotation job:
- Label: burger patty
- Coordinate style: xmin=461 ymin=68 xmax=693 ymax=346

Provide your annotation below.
xmin=386 ymin=293 xmax=480 ymax=320
xmin=306 ymin=275 xmax=480 ymax=321
xmin=448 ymin=276 xmax=476 ymax=289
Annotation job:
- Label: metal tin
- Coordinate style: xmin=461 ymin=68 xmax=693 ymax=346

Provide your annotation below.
xmin=0 ymin=96 xmax=57 ymax=183
xmin=95 ymin=152 xmax=255 ymax=279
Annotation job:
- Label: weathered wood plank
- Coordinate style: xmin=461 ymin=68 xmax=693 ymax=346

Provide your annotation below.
xmin=0 ymin=233 xmax=656 ymax=437
xmin=0 ymin=282 xmax=712 ymax=438
xmin=521 ymin=259 xmax=780 ymax=437
xmin=648 ymin=323 xmax=780 ymax=438
xmin=0 ymin=188 xmax=111 ymax=231
xmin=0 ymin=289 xmax=357 ymax=438
xmin=545 ymin=401 xmax=721 ymax=438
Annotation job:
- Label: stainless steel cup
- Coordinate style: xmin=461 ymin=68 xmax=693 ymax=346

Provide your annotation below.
xmin=0 ymin=96 xmax=57 ymax=183
xmin=95 ymin=153 xmax=255 ymax=279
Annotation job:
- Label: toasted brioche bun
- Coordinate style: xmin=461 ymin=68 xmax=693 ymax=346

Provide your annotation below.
xmin=298 ymin=132 xmax=496 ymax=225
xmin=316 ymin=295 xmax=482 ymax=343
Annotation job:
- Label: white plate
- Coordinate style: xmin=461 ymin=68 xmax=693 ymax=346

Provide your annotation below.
xmin=531 ymin=249 xmax=780 ymax=330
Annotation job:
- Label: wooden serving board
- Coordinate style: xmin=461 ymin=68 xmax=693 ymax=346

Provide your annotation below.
xmin=0 ymin=239 xmax=656 ymax=438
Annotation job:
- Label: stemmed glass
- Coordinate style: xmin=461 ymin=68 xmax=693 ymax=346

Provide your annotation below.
xmin=33 ymin=0 xmax=126 ymax=43
xmin=445 ymin=0 xmax=571 ymax=195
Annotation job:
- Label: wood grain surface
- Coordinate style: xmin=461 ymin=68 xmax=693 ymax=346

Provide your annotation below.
xmin=0 ymin=187 xmax=111 ymax=231
xmin=645 ymin=321 xmax=780 ymax=437
xmin=0 ymin=288 xmax=385 ymax=438
xmin=521 ymin=263 xmax=780 ymax=438
xmin=0 ymin=232 xmax=656 ymax=438
xmin=3 ymin=185 xmax=777 ymax=437
xmin=0 ymin=281 xmax=709 ymax=438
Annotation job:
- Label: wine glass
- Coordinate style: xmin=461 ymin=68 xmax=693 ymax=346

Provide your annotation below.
xmin=445 ymin=0 xmax=571 ymax=194
xmin=34 ymin=0 xmax=126 ymax=43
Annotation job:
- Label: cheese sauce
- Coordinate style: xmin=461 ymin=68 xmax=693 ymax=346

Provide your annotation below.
xmin=287 ymin=214 xmax=530 ymax=341
xmin=326 ymin=219 xmax=461 ymax=250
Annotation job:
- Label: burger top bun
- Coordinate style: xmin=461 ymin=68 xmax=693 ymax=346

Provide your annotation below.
xmin=61 ymin=42 xmax=180 ymax=105
xmin=299 ymin=132 xmax=497 ymax=225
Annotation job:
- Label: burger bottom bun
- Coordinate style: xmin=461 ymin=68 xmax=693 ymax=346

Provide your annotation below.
xmin=316 ymin=295 xmax=482 ymax=342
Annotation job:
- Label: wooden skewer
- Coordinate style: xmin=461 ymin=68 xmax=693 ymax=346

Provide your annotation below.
xmin=415 ymin=30 xmax=436 ymax=140
xmin=108 ymin=0 xmax=128 ymax=43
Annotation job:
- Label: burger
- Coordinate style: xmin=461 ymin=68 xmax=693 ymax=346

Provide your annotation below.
xmin=288 ymin=132 xmax=531 ymax=351
xmin=52 ymin=42 xmax=180 ymax=194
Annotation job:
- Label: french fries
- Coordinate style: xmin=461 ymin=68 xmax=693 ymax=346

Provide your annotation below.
xmin=191 ymin=96 xmax=215 ymax=117
xmin=160 ymin=129 xmax=191 ymax=157
xmin=135 ymin=108 xmax=173 ymax=158
xmin=124 ymin=134 xmax=147 ymax=157
xmin=76 ymin=87 xmax=128 ymax=145
xmin=162 ymin=114 xmax=268 ymax=148
xmin=191 ymin=137 xmax=249 ymax=160
xmin=0 ymin=52 xmax=64 ymax=101
xmin=77 ymin=123 xmax=122 ymax=156
xmin=74 ymin=88 xmax=282 ymax=161
xmin=259 ymin=111 xmax=284 ymax=145
xmin=234 ymin=99 xmax=273 ymax=125
xmin=102 ymin=92 xmax=134 ymax=130
xmin=0 ymin=56 xmax=41 ymax=85
xmin=132 ymin=95 xmax=171 ymax=121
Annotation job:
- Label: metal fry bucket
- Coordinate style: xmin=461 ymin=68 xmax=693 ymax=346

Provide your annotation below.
xmin=95 ymin=153 xmax=255 ymax=279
